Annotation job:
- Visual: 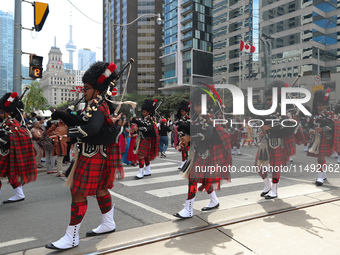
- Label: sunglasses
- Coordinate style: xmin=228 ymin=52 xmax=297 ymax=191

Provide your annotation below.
xmin=82 ymin=87 xmax=93 ymax=92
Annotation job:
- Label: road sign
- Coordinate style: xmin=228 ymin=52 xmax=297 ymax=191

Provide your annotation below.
xmin=315 ymin=75 xmax=321 ymax=82
xmin=112 ymin=87 xmax=118 ymax=96
xmin=313 ymin=85 xmax=324 ymax=93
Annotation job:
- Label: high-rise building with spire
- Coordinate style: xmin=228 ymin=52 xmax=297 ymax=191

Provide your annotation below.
xmin=65 ymin=12 xmax=76 ymax=70
xmin=40 ymin=39 xmax=76 ymax=107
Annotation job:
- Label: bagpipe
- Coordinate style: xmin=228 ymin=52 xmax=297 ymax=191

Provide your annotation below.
xmin=308 ymin=112 xmax=335 ymax=154
xmin=51 ymin=59 xmax=135 ymax=126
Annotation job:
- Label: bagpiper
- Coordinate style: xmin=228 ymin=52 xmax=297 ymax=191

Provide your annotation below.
xmin=175 ymin=100 xmax=190 ymax=170
xmin=255 ymin=80 xmax=296 ymax=199
xmin=307 ymin=89 xmax=339 ymax=186
xmin=45 ymin=61 xmax=124 ymax=250
xmin=173 ymin=86 xmax=232 ymax=219
xmin=0 ymin=92 xmax=37 ymax=205
xmin=132 ymin=99 xmax=159 ymax=179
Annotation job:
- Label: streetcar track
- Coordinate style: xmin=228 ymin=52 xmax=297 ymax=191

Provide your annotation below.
xmin=85 ymin=197 xmax=340 ymax=255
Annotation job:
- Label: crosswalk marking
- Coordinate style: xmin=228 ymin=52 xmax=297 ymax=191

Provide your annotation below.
xmin=0 ymin=237 xmax=37 ymax=248
xmin=109 ymin=190 xmax=174 ymax=220
xmin=123 ymin=162 xmax=176 ymax=169
xmin=123 ymin=166 xmax=180 ymax=178
xmin=120 ymin=174 xmax=184 ymax=187
xmin=193 ymin=184 xmax=330 ymax=211
xmin=146 ymin=176 xmax=264 ymax=198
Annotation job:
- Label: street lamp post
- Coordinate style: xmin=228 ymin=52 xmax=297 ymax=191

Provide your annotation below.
xmin=112 ymin=13 xmax=162 ymax=27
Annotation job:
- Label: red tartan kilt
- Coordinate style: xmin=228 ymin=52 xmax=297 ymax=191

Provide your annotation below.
xmin=127 ymin=136 xmax=138 ymax=162
xmin=304 ymin=133 xmax=310 ymax=142
xmin=71 ymin=151 xmax=115 ymax=196
xmin=284 ymin=134 xmax=296 ymax=160
xmin=137 ymin=137 xmax=159 ymax=160
xmin=191 ymin=143 xmax=232 ymax=185
xmin=138 ymin=138 xmax=151 ymax=158
xmin=0 ymin=154 xmax=9 ymax=177
xmin=230 ymin=132 xmax=239 ymax=146
xmin=255 ymin=144 xmax=287 ymax=166
xmin=294 ymin=128 xmax=307 ymax=145
xmin=307 ymin=134 xmax=334 ymax=157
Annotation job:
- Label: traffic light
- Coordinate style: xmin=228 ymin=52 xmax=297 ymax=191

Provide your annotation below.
xmin=29 ymin=54 xmax=43 ymax=79
xmin=34 ymin=2 xmax=49 ymax=32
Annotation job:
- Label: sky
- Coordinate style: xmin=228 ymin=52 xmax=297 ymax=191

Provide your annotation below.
xmin=1 ymin=0 xmax=103 ymax=70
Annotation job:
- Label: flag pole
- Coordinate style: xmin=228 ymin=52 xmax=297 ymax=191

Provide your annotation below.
xmin=239 ymin=50 xmax=242 ymax=89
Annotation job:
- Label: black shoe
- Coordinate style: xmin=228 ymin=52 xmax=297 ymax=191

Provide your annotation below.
xmin=173 ymin=213 xmax=192 ymax=219
xmin=260 ymin=190 xmax=270 ymax=197
xmin=265 ymin=195 xmax=277 ymax=199
xmin=86 ymin=229 xmax=115 ymax=237
xmin=315 ymin=180 xmax=324 ymax=186
xmin=201 ymin=203 xmax=220 ymax=211
xmin=3 ymin=198 xmax=25 ymax=204
xmin=45 ymin=243 xmax=77 ymax=250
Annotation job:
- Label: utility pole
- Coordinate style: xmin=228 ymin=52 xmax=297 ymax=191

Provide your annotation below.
xmin=13 ymin=0 xmax=22 ymax=94
xmin=107 ymin=0 xmax=112 ymax=63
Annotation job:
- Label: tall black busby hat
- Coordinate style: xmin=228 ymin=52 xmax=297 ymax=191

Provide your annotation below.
xmin=176 ymin=100 xmax=190 ymax=120
xmin=312 ymin=89 xmax=330 ymax=114
xmin=82 ymin=61 xmax=118 ymax=93
xmin=0 ymin=92 xmax=25 ymax=116
xmin=177 ymin=122 xmax=190 ymax=137
xmin=190 ymin=87 xmax=219 ymax=114
xmin=142 ymin=99 xmax=157 ymax=115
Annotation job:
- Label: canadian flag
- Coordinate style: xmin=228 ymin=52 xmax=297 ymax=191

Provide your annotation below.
xmin=240 ymin=40 xmax=255 ymax=53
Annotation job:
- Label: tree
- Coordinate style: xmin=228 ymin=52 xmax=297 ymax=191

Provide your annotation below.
xmin=23 ymin=81 xmax=48 ymax=113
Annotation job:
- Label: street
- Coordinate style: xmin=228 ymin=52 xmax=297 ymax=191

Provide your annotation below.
xmin=1 ymin=144 xmax=340 ymax=254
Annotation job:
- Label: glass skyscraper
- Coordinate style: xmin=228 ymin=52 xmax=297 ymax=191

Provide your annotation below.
xmin=78 ymin=48 xmax=96 ymax=71
xmin=0 ymin=11 xmax=14 ymax=96
xmin=103 ymin=0 xmax=162 ymax=95
xmin=161 ymin=0 xmax=214 ymax=91
xmin=212 ymin=0 xmax=340 ymax=101
xmin=260 ymin=0 xmax=338 ymax=78
xmin=213 ymin=0 xmax=254 ymax=85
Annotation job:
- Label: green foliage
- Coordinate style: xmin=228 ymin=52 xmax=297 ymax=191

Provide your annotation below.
xmin=23 ymin=81 xmax=48 ymax=112
xmin=51 ymin=101 xmax=74 ymax=111
xmin=159 ymin=92 xmax=190 ymax=118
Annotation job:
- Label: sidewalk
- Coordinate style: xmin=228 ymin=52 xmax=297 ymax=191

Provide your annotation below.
xmin=9 ymin=188 xmax=340 ymax=255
